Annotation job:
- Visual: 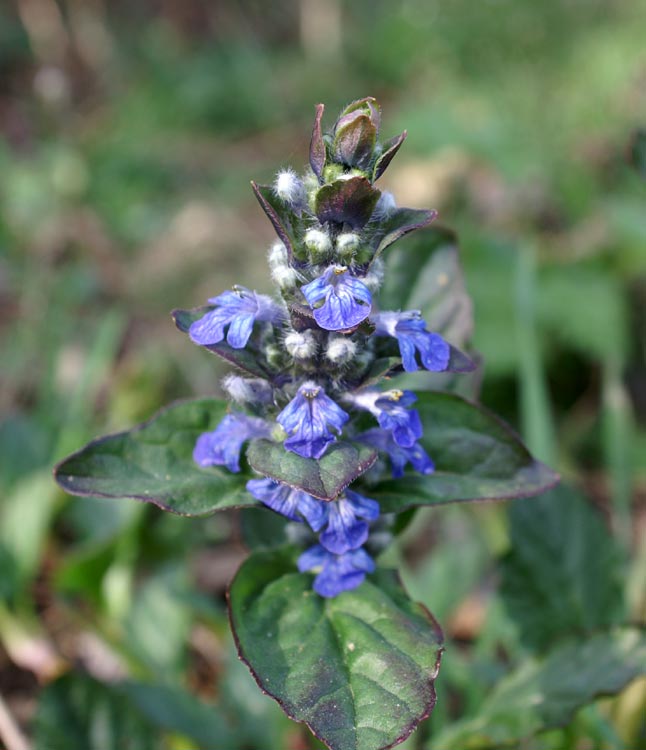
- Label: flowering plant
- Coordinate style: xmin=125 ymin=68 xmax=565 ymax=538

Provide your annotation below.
xmin=55 ymin=98 xmax=557 ymax=750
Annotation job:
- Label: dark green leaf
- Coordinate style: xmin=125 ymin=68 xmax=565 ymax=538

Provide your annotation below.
xmin=315 ymin=177 xmax=381 ymax=229
xmin=247 ymin=439 xmax=377 ymax=501
xmin=370 ymin=208 xmax=438 ymax=261
xmin=241 ymin=506 xmax=291 ymax=549
xmin=371 ymin=392 xmax=559 ymax=512
xmin=34 ymin=672 xmax=237 ymax=750
xmin=172 ymin=307 xmax=274 ymax=379
xmin=500 ymin=486 xmax=624 ymax=652
xmin=431 ymin=628 xmax=646 ymax=750
xmin=229 ymin=548 xmax=444 ymax=750
xmin=33 ymin=673 xmax=158 ymax=750
xmin=54 ymin=399 xmax=254 ymax=516
xmin=373 ymin=131 xmax=407 ymax=181
xmin=117 ymin=681 xmax=236 ymax=748
xmin=355 ymin=356 xmax=402 ymax=388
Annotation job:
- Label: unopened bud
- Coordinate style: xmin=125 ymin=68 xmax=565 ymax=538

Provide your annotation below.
xmin=268 ymin=241 xmax=288 ymax=267
xmin=274 ymin=169 xmax=306 ymax=208
xmin=336 ymin=232 xmax=360 ymax=262
xmin=222 ymin=374 xmax=273 ymax=405
xmin=304 ymin=228 xmax=332 ymax=263
xmin=326 ymin=336 xmax=357 ymax=364
xmin=284 ymin=329 xmax=317 ymax=359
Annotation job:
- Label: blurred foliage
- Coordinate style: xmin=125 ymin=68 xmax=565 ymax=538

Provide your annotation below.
xmin=0 ymin=0 xmax=645 ymax=748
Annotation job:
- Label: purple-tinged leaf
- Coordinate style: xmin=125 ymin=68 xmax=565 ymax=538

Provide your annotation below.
xmin=333 ymin=113 xmax=377 ymax=170
xmin=54 ymin=399 xmax=253 ymax=517
xmin=229 ymin=548 xmax=443 ymax=750
xmin=172 ymin=307 xmax=274 ymax=380
xmin=373 ymin=130 xmax=407 ymax=181
xmin=315 ymin=176 xmax=381 ymax=229
xmin=337 ymin=96 xmax=381 ymax=132
xmin=370 ymin=207 xmax=438 ymax=260
xmin=247 ymin=439 xmax=377 ymax=501
xmin=251 ymin=181 xmax=304 ymax=259
xmin=447 ymin=345 xmax=476 ymax=373
xmin=310 ymin=103 xmax=326 ymax=182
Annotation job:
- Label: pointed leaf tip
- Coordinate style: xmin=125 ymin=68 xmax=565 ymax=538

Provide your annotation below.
xmin=310 ymin=103 xmax=326 ymax=181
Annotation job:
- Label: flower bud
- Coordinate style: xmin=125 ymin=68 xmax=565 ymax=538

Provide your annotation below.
xmin=333 ymin=97 xmax=380 ymax=170
xmin=284 ymin=329 xmax=318 ymax=360
xmin=268 ymin=242 xmax=300 ymax=290
xmin=304 ymin=228 xmax=332 ymax=263
xmin=222 ymin=374 xmax=273 ymax=405
xmin=335 ymin=232 xmax=361 ymax=262
xmin=326 ymin=336 xmax=357 ymax=365
xmin=274 ymin=169 xmax=306 ymax=208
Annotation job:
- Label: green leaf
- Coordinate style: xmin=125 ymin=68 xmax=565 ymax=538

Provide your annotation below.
xmin=172 ymin=307 xmax=274 ymax=379
xmin=229 ymin=548 xmax=444 ymax=750
xmin=247 ymin=439 xmax=377 ymax=501
xmin=33 ymin=673 xmax=158 ymax=750
xmin=370 ymin=207 xmax=438 ymax=260
xmin=117 ymin=681 xmax=236 ymax=748
xmin=430 ymin=628 xmax=646 ymax=750
xmin=241 ymin=506 xmax=291 ymax=549
xmin=371 ymin=392 xmax=558 ymax=512
xmin=34 ymin=672 xmax=237 ymax=750
xmin=500 ymin=486 xmax=624 ymax=652
xmin=54 ymin=399 xmax=254 ymax=516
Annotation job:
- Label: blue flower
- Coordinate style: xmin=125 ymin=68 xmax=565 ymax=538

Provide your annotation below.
xmin=277 ymin=381 xmax=349 ymax=459
xmin=301 ymin=266 xmax=372 ymax=331
xmin=193 ymin=413 xmax=271 ymax=473
xmin=349 ymin=388 xmax=422 ymax=447
xmin=246 ymin=478 xmax=328 ymax=531
xmin=189 ymin=286 xmax=284 ymax=349
xmin=372 ymin=310 xmax=450 ymax=372
xmin=319 ymin=490 xmax=380 ymax=554
xmin=298 ymin=544 xmax=376 ymax=598
xmin=358 ymin=428 xmax=435 ymax=478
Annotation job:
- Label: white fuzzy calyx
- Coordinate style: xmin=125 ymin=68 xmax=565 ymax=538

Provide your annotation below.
xmin=274 ymin=169 xmax=305 ymax=206
xmin=284 ymin=329 xmax=318 ymax=359
xmin=326 ymin=336 xmax=357 ymax=364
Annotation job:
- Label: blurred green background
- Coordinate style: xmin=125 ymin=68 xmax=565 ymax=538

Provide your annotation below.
xmin=1 ymin=1 xmax=645 ymax=748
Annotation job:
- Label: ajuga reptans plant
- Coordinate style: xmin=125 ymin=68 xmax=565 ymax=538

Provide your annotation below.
xmin=55 ymin=98 xmax=558 ymax=750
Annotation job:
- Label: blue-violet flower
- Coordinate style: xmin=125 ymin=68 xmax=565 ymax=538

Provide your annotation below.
xmin=277 ymin=381 xmax=349 ymax=459
xmin=319 ymin=490 xmax=380 ymax=554
xmin=373 ymin=310 xmax=450 ymax=372
xmin=193 ymin=413 xmax=271 ymax=473
xmin=189 ymin=286 xmax=284 ymax=349
xmin=359 ymin=428 xmax=435 ymax=478
xmin=297 ymin=544 xmax=376 ymax=598
xmin=246 ymin=478 xmax=328 ymax=531
xmin=349 ymin=388 xmax=422 ymax=447
xmin=301 ymin=266 xmax=372 ymax=331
